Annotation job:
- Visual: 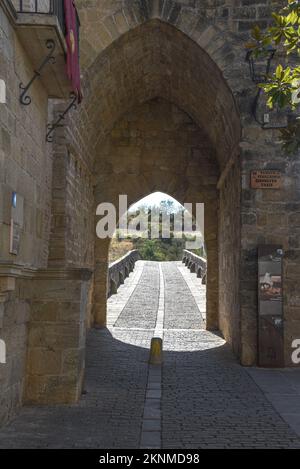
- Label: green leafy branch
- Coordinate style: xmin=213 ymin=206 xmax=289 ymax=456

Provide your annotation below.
xmin=246 ymin=0 xmax=300 ymax=153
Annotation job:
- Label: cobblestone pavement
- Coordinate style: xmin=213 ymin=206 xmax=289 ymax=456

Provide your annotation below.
xmin=176 ymin=261 xmax=206 ymax=321
xmin=0 ymin=261 xmax=299 ymax=449
xmin=246 ymin=368 xmax=300 ymax=439
xmin=162 ymin=262 xmax=205 ymax=330
xmin=162 ymin=331 xmax=300 ymax=449
xmin=115 ymin=262 xmax=159 ymax=329
xmin=0 ymin=328 xmax=151 ymax=449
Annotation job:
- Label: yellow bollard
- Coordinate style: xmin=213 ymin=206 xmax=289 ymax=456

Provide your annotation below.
xmin=149 ymin=337 xmax=163 ymax=365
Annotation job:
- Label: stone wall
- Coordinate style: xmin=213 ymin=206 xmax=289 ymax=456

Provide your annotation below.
xmin=219 ymin=158 xmax=241 ymax=358
xmin=0 ymin=4 xmax=53 ymax=423
xmin=0 ymin=8 xmax=52 ymax=268
xmin=47 ymin=102 xmax=94 ymax=270
xmin=240 ymin=128 xmax=300 ymax=366
xmin=25 ymin=270 xmax=92 ymax=405
xmin=0 ymin=279 xmax=29 ymax=424
xmin=75 ymin=0 xmax=280 ymax=71
xmin=0 ymin=0 xmax=299 ymax=429
xmin=24 ymin=97 xmax=95 ymax=404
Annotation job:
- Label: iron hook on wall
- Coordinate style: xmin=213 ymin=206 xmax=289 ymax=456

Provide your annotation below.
xmin=46 ymin=92 xmax=78 ymax=143
xmin=19 ymin=39 xmax=56 ymax=106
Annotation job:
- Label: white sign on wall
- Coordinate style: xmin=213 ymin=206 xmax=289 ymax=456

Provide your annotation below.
xmin=0 ymin=79 xmax=6 ymax=104
xmin=0 ymin=340 xmax=6 ymax=364
xmin=9 ymin=192 xmax=24 ymax=256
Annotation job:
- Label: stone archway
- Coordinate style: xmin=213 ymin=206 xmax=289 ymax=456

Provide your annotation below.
xmin=76 ymin=0 xmax=245 ymax=97
xmin=80 ymin=22 xmax=242 ymax=355
xmin=2 ymin=0 xmax=299 ymax=428
xmin=93 ymin=97 xmax=221 ymax=334
xmin=74 ymin=19 xmax=241 ymax=169
xmin=64 ymin=1 xmax=300 ymax=371
xmin=26 ymin=18 xmax=242 ymax=405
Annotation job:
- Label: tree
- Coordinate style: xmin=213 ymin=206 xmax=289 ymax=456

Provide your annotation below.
xmin=246 ymin=0 xmax=300 ymax=153
xmin=160 ymin=199 xmax=176 ymax=215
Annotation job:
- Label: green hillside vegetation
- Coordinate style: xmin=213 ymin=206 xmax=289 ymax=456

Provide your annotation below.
xmin=110 ymin=199 xmax=205 ymax=262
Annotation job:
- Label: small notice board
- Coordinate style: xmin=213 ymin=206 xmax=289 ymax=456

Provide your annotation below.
xmin=251 ymin=170 xmax=282 ymax=189
xmin=258 ymin=245 xmax=284 ymax=368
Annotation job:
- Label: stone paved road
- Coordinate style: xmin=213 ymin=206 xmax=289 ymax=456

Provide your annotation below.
xmin=115 ymin=262 xmax=159 ymax=329
xmin=0 ymin=328 xmax=151 ymax=449
xmin=162 ymin=262 xmax=205 ymax=330
xmin=162 ymin=331 xmax=300 ymax=449
xmin=0 ymin=261 xmax=299 ymax=449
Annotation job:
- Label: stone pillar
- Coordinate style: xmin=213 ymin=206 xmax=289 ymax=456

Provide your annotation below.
xmin=206 ymin=238 xmax=219 ymax=330
xmin=218 ymin=157 xmax=241 ymax=358
xmin=93 ymin=238 xmax=110 ymax=328
xmin=0 ymin=277 xmax=16 ymax=327
xmin=25 ymin=268 xmax=92 ymax=405
xmin=205 ymin=200 xmax=219 ymax=331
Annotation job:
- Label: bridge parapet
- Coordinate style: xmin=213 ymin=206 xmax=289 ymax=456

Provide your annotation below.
xmin=182 ymin=250 xmax=207 ymax=285
xmin=108 ymin=250 xmax=140 ymax=297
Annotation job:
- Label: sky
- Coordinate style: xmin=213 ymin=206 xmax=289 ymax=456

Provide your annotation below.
xmin=129 ymin=192 xmax=183 ymax=211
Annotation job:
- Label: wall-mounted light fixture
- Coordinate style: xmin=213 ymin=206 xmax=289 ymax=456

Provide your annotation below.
xmin=245 ymin=47 xmax=284 ymax=128
xmin=246 ymin=47 xmax=276 ymax=84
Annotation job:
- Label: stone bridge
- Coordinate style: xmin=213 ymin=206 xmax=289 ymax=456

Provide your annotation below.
xmin=182 ymin=250 xmax=207 ymax=285
xmin=108 ymin=250 xmax=140 ymax=297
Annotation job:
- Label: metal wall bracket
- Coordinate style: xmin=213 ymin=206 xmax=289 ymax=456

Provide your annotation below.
xmin=46 ymin=92 xmax=78 ymax=143
xmin=19 ymin=39 xmax=56 ymax=106
xmin=246 ymin=49 xmax=276 ymax=84
xmin=246 ymin=49 xmax=287 ymax=130
xmin=252 ymin=88 xmax=288 ymax=130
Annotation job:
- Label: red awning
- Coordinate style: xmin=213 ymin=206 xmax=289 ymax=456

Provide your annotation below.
xmin=64 ymin=0 xmax=82 ymax=103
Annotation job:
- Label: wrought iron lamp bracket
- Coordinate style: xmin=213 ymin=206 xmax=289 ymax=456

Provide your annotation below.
xmin=46 ymin=92 xmax=78 ymax=143
xmin=246 ymin=49 xmax=276 ymax=84
xmin=19 ymin=39 xmax=56 ymax=106
xmin=246 ymin=48 xmax=286 ymax=130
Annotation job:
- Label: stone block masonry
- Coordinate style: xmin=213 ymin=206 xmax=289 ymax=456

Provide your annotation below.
xmin=0 ymin=1 xmax=54 ymax=424
xmin=0 ymin=262 xmax=299 ymax=449
xmin=25 ymin=270 xmax=93 ymax=405
xmin=1 ymin=0 xmax=300 ymax=433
